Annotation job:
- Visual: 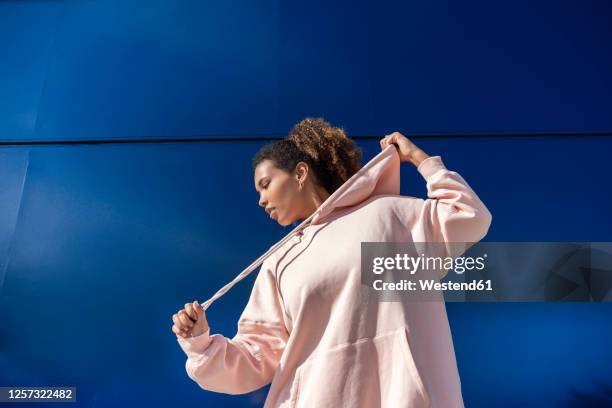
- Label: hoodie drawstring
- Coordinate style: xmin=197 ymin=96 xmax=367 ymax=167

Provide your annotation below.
xmin=200 ymin=212 xmax=316 ymax=311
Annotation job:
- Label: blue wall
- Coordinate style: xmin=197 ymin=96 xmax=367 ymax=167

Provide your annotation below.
xmin=1 ymin=1 xmax=611 ymax=407
xmin=2 ymin=0 xmax=612 ymax=141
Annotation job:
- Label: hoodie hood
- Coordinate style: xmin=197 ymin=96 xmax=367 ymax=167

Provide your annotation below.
xmin=310 ymin=145 xmax=400 ymax=225
xmin=201 ymin=145 xmax=401 ymax=311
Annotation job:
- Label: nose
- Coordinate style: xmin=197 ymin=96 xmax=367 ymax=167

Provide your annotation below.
xmin=258 ymin=194 xmax=267 ymax=208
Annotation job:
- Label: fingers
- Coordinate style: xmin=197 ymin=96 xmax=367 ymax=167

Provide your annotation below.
xmin=172 ymin=301 xmax=205 ymax=338
xmin=173 ymin=321 xmax=191 ymax=338
xmin=178 ymin=310 xmax=195 ymax=326
xmin=184 ymin=302 xmax=198 ymax=321
xmin=172 ymin=321 xmax=188 ymax=338
xmin=380 ymin=132 xmax=404 ymax=149
xmin=172 ymin=324 xmax=187 ymax=338
xmin=379 ymin=134 xmax=391 ymax=150
xmin=194 ymin=301 xmax=208 ymax=331
xmin=380 ymin=132 xmax=417 ymax=156
xmin=172 ymin=311 xmax=193 ymax=338
xmin=194 ymin=301 xmax=203 ymax=319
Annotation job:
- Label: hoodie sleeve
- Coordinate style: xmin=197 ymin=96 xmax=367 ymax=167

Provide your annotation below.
xmin=176 ymin=258 xmax=289 ymax=395
xmin=394 ymin=155 xmax=492 ymax=258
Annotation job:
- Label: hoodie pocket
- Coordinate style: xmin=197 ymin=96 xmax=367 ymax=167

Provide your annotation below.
xmin=292 ymin=327 xmax=430 ymax=408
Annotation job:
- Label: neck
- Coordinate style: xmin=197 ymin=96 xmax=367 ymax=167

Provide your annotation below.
xmin=301 ymin=185 xmax=330 ymax=221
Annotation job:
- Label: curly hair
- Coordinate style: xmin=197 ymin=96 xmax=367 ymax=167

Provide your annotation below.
xmin=252 ymin=118 xmax=363 ymax=194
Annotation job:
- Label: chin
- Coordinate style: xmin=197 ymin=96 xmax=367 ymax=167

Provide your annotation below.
xmin=276 ymin=215 xmax=295 ymax=227
xmin=278 ymin=218 xmax=292 ymax=227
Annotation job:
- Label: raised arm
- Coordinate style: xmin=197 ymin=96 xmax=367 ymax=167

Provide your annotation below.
xmin=381 ymin=132 xmax=492 ymax=253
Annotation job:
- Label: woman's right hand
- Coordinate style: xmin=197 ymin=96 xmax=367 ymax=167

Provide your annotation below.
xmin=172 ymin=300 xmax=209 ymax=339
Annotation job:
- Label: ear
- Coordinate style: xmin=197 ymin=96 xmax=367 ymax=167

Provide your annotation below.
xmin=294 ymin=161 xmax=309 ymax=183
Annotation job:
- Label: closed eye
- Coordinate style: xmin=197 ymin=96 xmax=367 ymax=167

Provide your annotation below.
xmin=256 ymin=178 xmax=270 ymax=192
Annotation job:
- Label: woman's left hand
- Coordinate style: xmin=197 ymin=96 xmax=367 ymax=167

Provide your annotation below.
xmin=380 ymin=132 xmax=430 ymax=167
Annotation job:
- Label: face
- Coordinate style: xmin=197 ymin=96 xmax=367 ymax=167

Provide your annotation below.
xmin=254 ymin=160 xmax=305 ymax=226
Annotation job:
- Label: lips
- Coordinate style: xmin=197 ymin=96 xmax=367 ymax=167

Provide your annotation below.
xmin=266 ymin=207 xmax=276 ymax=218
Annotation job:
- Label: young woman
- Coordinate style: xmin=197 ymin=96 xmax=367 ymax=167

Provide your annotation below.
xmin=172 ymin=118 xmax=492 ymax=407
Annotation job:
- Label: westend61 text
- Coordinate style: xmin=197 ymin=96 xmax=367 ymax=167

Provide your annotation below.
xmin=373 ymin=279 xmax=493 ymax=291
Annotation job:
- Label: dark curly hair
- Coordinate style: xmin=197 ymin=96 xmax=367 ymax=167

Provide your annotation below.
xmin=252 ymin=118 xmax=363 ymax=194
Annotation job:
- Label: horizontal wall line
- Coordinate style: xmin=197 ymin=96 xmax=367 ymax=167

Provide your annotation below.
xmin=1 ymin=131 xmax=611 ymax=146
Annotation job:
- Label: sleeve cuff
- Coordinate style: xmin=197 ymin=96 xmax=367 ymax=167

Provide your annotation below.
xmin=176 ymin=328 xmax=213 ymax=358
xmin=417 ymin=156 xmax=446 ymax=180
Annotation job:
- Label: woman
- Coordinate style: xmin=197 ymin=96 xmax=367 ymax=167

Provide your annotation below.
xmin=172 ymin=118 xmax=492 ymax=407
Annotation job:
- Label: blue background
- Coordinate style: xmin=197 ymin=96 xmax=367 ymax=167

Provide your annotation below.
xmin=1 ymin=1 xmax=611 ymax=407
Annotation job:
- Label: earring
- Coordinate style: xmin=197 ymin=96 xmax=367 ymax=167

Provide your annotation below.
xmin=298 ymin=180 xmax=303 ymax=190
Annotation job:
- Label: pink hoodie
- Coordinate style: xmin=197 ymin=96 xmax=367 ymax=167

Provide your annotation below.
xmin=177 ymin=146 xmax=492 ymax=407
